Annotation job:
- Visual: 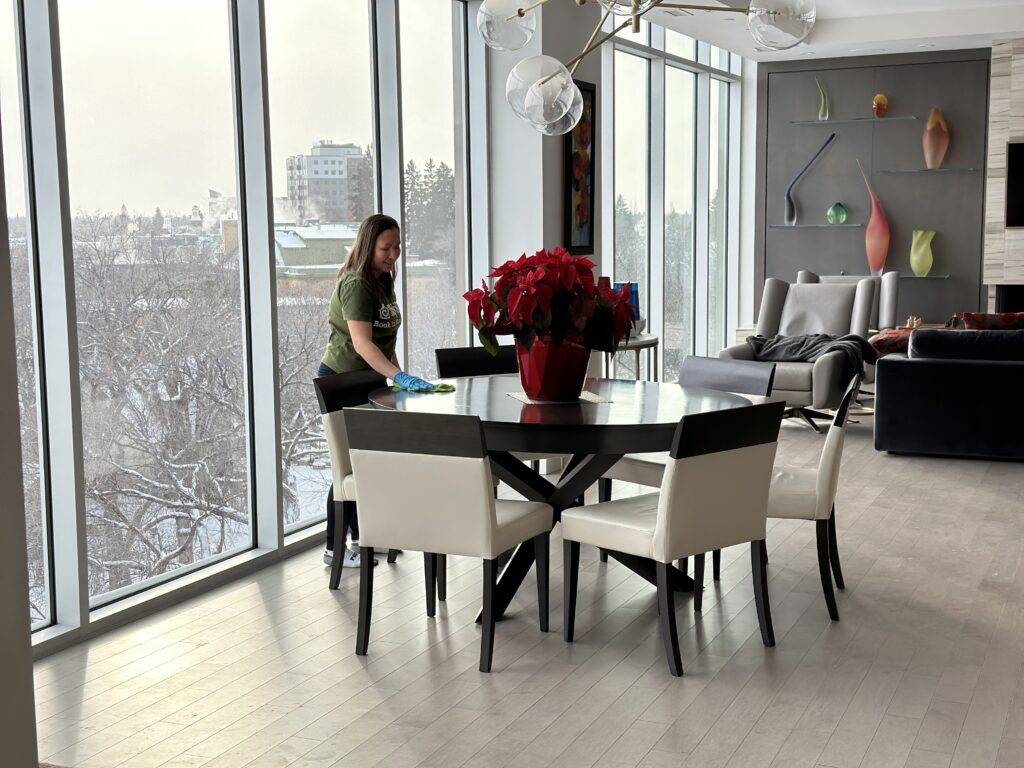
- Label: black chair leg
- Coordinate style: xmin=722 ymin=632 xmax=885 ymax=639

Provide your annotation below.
xmin=655 ymin=562 xmax=683 ymax=677
xmin=762 ymin=539 xmax=769 ymax=565
xmin=531 ymin=459 xmax=541 ymax=473
xmin=356 ymin=545 xmax=374 ymax=655
xmin=563 ymin=539 xmax=580 ymax=642
xmin=599 ymin=477 xmax=611 ymax=502
xmin=692 ymin=554 xmax=705 ymax=612
xmin=480 ymin=559 xmax=497 ymax=672
xmin=677 ymin=556 xmax=687 ymax=575
xmin=712 ymin=549 xmax=721 ymax=581
xmin=828 ymin=507 xmax=845 ymax=590
xmin=599 ymin=548 xmax=608 ymax=563
xmin=424 ymin=553 xmax=437 ymax=617
xmin=751 ymin=540 xmax=775 ymax=646
xmin=387 ymin=549 xmax=399 ymax=564
xmin=437 ymin=554 xmax=447 ymax=601
xmin=329 ymin=499 xmax=352 ymax=591
xmin=817 ymin=520 xmax=840 ymax=621
xmin=534 ymin=533 xmax=549 ymax=632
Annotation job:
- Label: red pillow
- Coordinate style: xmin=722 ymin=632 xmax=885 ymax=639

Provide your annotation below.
xmin=962 ymin=311 xmax=1024 ymax=330
xmin=869 ymin=327 xmax=912 ymax=356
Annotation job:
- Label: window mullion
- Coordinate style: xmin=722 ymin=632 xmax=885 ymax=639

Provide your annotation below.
xmin=374 ymin=0 xmax=406 ymax=368
xmin=649 ymin=57 xmax=665 ymax=380
xmin=694 ymin=70 xmax=711 ymax=357
xmin=726 ymin=79 xmax=741 ymax=350
xmin=232 ymin=0 xmax=282 ymax=550
xmin=20 ymin=0 xmax=90 ymax=629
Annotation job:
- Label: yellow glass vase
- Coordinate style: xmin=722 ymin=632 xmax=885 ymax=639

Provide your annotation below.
xmin=910 ymin=229 xmax=936 ymax=277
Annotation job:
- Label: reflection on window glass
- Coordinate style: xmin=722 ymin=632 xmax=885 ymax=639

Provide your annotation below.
xmin=2 ymin=6 xmax=50 ymax=628
xmin=613 ymin=51 xmax=649 ymax=379
xmin=266 ymin=0 xmax=377 ymax=531
xmin=663 ymin=67 xmax=696 ymax=382
xmin=60 ymin=0 xmax=251 ymax=602
xmin=708 ymin=78 xmax=730 ymax=354
xmin=399 ymin=0 xmax=465 ymax=379
xmin=665 ymin=30 xmax=694 ymax=59
xmin=709 ymin=45 xmax=730 ymax=71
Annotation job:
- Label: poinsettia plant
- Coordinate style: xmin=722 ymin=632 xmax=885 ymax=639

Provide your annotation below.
xmin=463 ymin=247 xmax=634 ymax=355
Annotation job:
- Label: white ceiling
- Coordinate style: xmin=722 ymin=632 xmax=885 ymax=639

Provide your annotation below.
xmin=647 ymin=0 xmax=1024 ymax=62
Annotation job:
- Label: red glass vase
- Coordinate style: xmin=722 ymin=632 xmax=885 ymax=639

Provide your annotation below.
xmin=516 ymin=337 xmax=590 ymax=402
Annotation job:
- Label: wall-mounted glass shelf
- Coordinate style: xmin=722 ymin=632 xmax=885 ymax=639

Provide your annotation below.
xmin=899 ymin=274 xmax=950 ymax=280
xmin=768 ymin=223 xmax=864 ymax=229
xmin=790 ymin=116 xmax=919 ymax=125
xmin=877 ymin=167 xmax=977 ymax=174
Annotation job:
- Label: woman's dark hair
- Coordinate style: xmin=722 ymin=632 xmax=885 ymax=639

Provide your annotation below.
xmin=340 ymin=213 xmax=400 ymax=298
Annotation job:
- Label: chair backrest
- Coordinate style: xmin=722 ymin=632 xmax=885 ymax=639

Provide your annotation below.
xmin=814 ymin=377 xmax=859 ymax=519
xmin=797 ymin=270 xmax=899 ymax=331
xmin=653 ymin=401 xmax=785 ymax=562
xmin=345 ymin=409 xmax=498 ymax=557
xmin=313 ymin=371 xmax=387 ymax=481
xmin=678 ymin=355 xmax=776 ymax=396
xmin=435 ymin=345 xmax=518 ymax=378
xmin=756 ymin=277 xmax=875 ymax=339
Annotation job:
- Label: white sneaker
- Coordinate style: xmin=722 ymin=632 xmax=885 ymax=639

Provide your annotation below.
xmin=323 ymin=548 xmax=333 ymax=566
xmin=342 ymin=548 xmax=363 ymax=568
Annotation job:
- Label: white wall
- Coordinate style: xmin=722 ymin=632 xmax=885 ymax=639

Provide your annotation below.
xmin=487 ymin=1 xmax=603 ymax=263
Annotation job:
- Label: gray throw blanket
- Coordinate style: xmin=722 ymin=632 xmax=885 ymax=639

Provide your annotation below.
xmin=746 ymin=334 xmax=877 ymax=383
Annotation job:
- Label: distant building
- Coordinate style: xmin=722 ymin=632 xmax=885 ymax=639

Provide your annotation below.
xmin=273 ymin=223 xmax=359 ymax=277
xmin=286 ymin=140 xmax=369 ymax=225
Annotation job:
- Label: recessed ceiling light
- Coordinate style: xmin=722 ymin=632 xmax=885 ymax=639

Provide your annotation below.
xmin=917 ymin=43 xmax=936 ymax=49
xmin=800 ymin=51 xmax=816 ymax=56
xmin=850 ymin=47 xmax=886 ymax=54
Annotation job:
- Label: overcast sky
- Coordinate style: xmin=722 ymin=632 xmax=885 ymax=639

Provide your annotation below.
xmin=3 ymin=1 xmax=695 ymax=221
xmin=2 ymin=0 xmax=454 ymax=217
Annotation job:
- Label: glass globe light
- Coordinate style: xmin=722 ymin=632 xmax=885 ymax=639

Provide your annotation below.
xmin=477 ymin=0 xmax=536 ymax=52
xmin=748 ymin=0 xmax=816 ymax=51
xmin=524 ymin=64 xmax=575 ymax=124
xmin=530 ymin=83 xmax=583 ymax=136
xmin=596 ymin=0 xmax=658 ymax=16
xmin=506 ymin=55 xmax=566 ymax=120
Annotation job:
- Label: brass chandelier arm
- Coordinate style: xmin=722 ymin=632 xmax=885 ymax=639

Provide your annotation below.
xmin=506 ymin=0 xmax=555 ymax=22
xmin=657 ymin=3 xmax=750 ymax=12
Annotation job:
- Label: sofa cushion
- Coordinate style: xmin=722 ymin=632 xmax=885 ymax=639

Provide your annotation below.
xmin=962 ymin=311 xmax=1024 ymax=330
xmin=908 ymin=328 xmax=1024 ymax=361
xmin=869 ymin=327 xmax=912 ymax=356
xmin=772 ymin=361 xmax=813 ymax=392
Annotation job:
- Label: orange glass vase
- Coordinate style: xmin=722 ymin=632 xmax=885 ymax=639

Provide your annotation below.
xmin=922 ymin=106 xmax=950 ymax=170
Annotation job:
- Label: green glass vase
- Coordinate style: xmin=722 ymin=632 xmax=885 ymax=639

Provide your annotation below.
xmin=910 ymin=229 xmax=936 ymax=277
xmin=826 ymin=202 xmax=848 ymax=225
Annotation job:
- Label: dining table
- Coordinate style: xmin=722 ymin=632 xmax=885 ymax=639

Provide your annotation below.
xmin=368 ymin=374 xmax=776 ymax=622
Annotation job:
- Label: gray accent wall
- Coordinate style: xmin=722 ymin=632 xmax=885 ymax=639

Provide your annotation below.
xmin=754 ymin=50 xmax=990 ymax=324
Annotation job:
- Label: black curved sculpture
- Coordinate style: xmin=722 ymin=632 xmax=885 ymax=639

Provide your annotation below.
xmin=785 ymin=132 xmax=837 ymax=226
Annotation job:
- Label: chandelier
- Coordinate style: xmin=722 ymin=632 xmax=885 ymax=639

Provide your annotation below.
xmin=478 ymin=0 xmax=816 ymax=134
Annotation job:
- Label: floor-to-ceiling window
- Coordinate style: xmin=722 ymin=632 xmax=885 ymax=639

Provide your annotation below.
xmin=265 ymin=0 xmax=378 ymax=531
xmin=2 ymin=2 xmax=50 ymax=628
xmin=59 ymin=0 xmax=252 ymax=604
xmin=663 ymin=65 xmax=697 ymax=380
xmin=609 ymin=25 xmax=740 ymax=375
xmin=613 ymin=50 xmax=650 ymax=379
xmin=398 ymin=0 xmax=468 ymax=380
xmin=4 ymin=0 xmax=477 ymax=647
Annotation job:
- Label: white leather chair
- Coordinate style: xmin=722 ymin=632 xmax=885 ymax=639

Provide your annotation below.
xmin=599 ymin=356 xmax=777 ymax=581
xmin=768 ymin=377 xmax=858 ymax=621
xmin=344 ymin=409 xmax=554 ymax=673
xmin=562 ymin=401 xmax=785 ymax=676
xmin=314 ymin=371 xmax=400 ymax=590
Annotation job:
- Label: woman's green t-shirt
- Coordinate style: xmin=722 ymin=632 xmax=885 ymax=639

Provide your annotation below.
xmin=322 ymin=273 xmax=401 ymax=373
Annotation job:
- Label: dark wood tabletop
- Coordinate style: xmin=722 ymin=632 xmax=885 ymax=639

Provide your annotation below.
xmin=368 ymin=375 xmax=773 ymax=454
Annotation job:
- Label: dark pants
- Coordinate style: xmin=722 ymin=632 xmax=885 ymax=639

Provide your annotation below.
xmin=319 ymin=362 xmax=359 ymax=551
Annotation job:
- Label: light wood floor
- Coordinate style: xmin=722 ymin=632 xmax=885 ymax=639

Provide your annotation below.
xmin=33 ymin=419 xmax=1024 ymax=768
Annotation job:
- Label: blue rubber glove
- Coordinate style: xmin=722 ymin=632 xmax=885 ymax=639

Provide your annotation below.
xmin=394 ymin=371 xmax=435 ymax=392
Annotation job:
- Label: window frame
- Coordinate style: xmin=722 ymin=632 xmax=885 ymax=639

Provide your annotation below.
xmin=603 ymin=21 xmax=741 ymax=376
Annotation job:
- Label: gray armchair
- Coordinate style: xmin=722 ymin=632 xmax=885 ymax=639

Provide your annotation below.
xmin=720 ymin=277 xmax=874 ymax=431
xmin=796 ymin=270 xmax=899 ymax=332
